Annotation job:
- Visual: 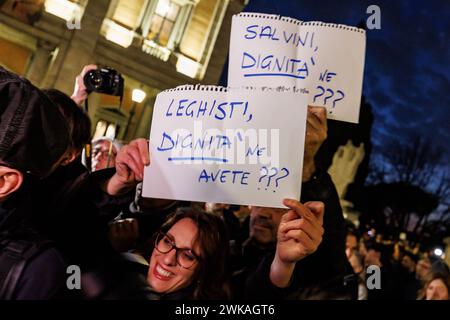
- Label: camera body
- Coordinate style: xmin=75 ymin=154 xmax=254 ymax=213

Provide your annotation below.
xmin=83 ymin=67 xmax=124 ymax=97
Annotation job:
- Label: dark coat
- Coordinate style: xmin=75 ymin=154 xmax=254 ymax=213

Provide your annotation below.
xmin=30 ymin=162 xmax=152 ymax=299
xmin=0 ymin=177 xmax=67 ymax=299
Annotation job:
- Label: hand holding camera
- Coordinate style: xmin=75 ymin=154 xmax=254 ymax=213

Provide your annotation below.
xmin=71 ymin=64 xmax=97 ymax=106
xmin=71 ymin=65 xmax=124 ymax=106
xmin=83 ymin=67 xmax=124 ymax=97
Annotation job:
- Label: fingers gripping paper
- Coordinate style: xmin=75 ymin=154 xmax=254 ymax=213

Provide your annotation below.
xmin=142 ymin=86 xmax=308 ymax=208
xmin=228 ymin=13 xmax=366 ymax=123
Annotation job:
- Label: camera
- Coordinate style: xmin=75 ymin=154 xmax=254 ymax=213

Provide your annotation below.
xmin=83 ymin=67 xmax=124 ymax=97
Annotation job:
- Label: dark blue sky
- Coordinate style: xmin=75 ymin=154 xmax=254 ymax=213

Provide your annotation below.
xmin=245 ymin=0 xmax=450 ymax=165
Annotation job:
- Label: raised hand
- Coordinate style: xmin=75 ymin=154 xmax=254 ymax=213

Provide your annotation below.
xmin=71 ymin=64 xmax=97 ymax=106
xmin=303 ymin=106 xmax=327 ymax=182
xmin=104 ymin=138 xmax=150 ymax=196
xmin=277 ymin=199 xmax=324 ymax=263
xmin=270 ymin=199 xmax=324 ymax=287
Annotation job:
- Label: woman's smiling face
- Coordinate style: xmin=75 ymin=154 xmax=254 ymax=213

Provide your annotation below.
xmin=147 ymin=218 xmax=201 ymax=294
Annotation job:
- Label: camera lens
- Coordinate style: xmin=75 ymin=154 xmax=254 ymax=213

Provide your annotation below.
xmin=83 ymin=67 xmax=124 ymax=96
xmin=86 ymin=71 xmax=103 ymax=89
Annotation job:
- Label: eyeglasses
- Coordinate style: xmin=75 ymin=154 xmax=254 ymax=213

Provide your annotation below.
xmin=92 ymin=148 xmax=116 ymax=159
xmin=154 ymin=232 xmax=200 ymax=269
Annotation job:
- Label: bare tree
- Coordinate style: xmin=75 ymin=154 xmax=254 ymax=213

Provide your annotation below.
xmin=361 ymin=135 xmax=449 ymax=240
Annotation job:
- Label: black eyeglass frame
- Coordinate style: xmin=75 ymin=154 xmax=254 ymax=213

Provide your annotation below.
xmin=154 ymin=232 xmax=201 ymax=269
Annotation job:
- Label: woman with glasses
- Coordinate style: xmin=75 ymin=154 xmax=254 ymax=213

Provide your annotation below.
xmin=146 ymin=207 xmax=230 ymax=300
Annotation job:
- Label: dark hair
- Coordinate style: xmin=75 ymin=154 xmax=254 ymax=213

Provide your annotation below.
xmin=42 ymin=89 xmax=91 ymax=151
xmin=403 ymin=250 xmax=418 ymax=263
xmin=0 ymin=68 xmax=70 ymax=177
xmin=151 ymin=207 xmax=230 ymax=299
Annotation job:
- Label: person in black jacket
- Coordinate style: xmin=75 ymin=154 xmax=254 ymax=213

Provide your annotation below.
xmin=1 ymin=67 xmax=153 ymax=299
xmin=230 ymin=106 xmax=352 ymax=299
xmin=0 ymin=67 xmax=71 ymax=299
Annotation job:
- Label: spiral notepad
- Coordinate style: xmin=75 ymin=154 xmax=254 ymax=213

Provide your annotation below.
xmin=142 ymin=85 xmax=308 ymax=208
xmin=161 ymin=84 xmax=309 ymax=94
xmin=228 ymin=13 xmax=366 ymax=123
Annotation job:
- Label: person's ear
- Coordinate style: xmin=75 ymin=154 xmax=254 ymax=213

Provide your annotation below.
xmin=60 ymin=149 xmax=79 ymax=166
xmin=0 ymin=167 xmax=24 ymax=199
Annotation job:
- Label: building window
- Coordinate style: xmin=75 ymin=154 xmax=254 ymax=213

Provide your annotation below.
xmin=111 ymin=0 xmax=147 ymax=30
xmin=101 ymin=0 xmax=148 ymax=48
xmin=147 ymin=0 xmax=180 ymax=46
xmin=140 ymin=0 xmax=194 ymax=52
xmin=93 ymin=120 xmax=119 ymax=140
xmin=44 ymin=0 xmax=86 ymax=22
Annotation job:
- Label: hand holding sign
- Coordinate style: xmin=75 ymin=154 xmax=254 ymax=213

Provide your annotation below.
xmin=303 ymin=106 xmax=327 ymax=182
xmin=277 ymin=199 xmax=324 ymax=263
xmin=270 ymin=199 xmax=324 ymax=288
xmin=105 ymin=138 xmax=150 ymax=196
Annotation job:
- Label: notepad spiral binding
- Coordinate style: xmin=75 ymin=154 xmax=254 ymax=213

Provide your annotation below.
xmin=161 ymin=85 xmax=308 ymax=94
xmin=164 ymin=85 xmax=229 ymax=93
xmin=234 ymin=12 xmax=365 ymax=34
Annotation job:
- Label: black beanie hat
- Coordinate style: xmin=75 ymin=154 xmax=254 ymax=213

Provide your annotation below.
xmin=0 ymin=67 xmax=70 ymax=177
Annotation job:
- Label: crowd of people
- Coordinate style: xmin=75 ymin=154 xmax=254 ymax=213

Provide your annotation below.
xmin=344 ymin=227 xmax=449 ymax=300
xmin=0 ymin=64 xmax=448 ymax=300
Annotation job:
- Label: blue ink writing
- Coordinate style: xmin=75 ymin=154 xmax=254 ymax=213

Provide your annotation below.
xmin=332 ymin=90 xmax=345 ymax=109
xmin=244 ymin=25 xmax=316 ymax=49
xmin=241 ymin=52 xmax=309 ymax=79
xmin=259 ymin=166 xmax=268 ymax=184
xmin=282 ymin=31 xmax=316 ymax=48
xmin=313 ymin=85 xmax=325 ymax=103
xmin=275 ymin=168 xmax=290 ymax=187
xmin=157 ymin=132 xmax=232 ymax=152
xmin=312 ymin=86 xmax=346 ymax=111
xmin=198 ymin=169 xmax=250 ymax=185
xmin=324 ymin=88 xmax=334 ymax=105
xmin=165 ymin=98 xmax=253 ymax=122
xmin=245 ymin=24 xmax=258 ymax=39
xmin=169 ymin=157 xmax=227 ymax=163
xmin=245 ymin=145 xmax=266 ymax=157
xmin=244 ymin=25 xmax=279 ymax=41
xmin=258 ymin=167 xmax=291 ymax=192
xmin=318 ymin=69 xmax=337 ymax=82
xmin=266 ymin=167 xmax=278 ymax=187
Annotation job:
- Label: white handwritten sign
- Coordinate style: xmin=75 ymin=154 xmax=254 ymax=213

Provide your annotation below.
xmin=142 ymin=85 xmax=308 ymax=208
xmin=228 ymin=13 xmax=366 ymax=123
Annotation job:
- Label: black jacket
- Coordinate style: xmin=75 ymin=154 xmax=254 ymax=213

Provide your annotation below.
xmin=0 ymin=177 xmax=67 ymax=299
xmin=30 ymin=162 xmax=152 ymax=299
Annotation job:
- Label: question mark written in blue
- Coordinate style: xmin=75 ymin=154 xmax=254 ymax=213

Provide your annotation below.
xmin=323 ymin=88 xmax=334 ymax=105
xmin=266 ymin=167 xmax=279 ymax=189
xmin=332 ymin=90 xmax=345 ymax=108
xmin=258 ymin=166 xmax=268 ymax=183
xmin=258 ymin=166 xmax=268 ymax=190
xmin=274 ymin=168 xmax=290 ymax=188
xmin=313 ymin=85 xmax=325 ymax=103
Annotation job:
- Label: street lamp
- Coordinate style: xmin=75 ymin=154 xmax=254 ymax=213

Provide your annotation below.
xmin=124 ymin=89 xmax=146 ymax=139
xmin=132 ymin=88 xmax=146 ymax=104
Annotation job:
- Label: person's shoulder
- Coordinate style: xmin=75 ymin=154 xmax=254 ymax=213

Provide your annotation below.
xmin=14 ymin=246 xmax=68 ymax=299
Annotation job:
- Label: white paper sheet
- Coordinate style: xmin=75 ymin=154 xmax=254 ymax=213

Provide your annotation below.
xmin=228 ymin=13 xmax=366 ymax=123
xmin=142 ymin=85 xmax=308 ymax=208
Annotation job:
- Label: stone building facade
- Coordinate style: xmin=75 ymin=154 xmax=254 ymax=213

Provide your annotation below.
xmin=0 ymin=0 xmax=245 ymax=141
